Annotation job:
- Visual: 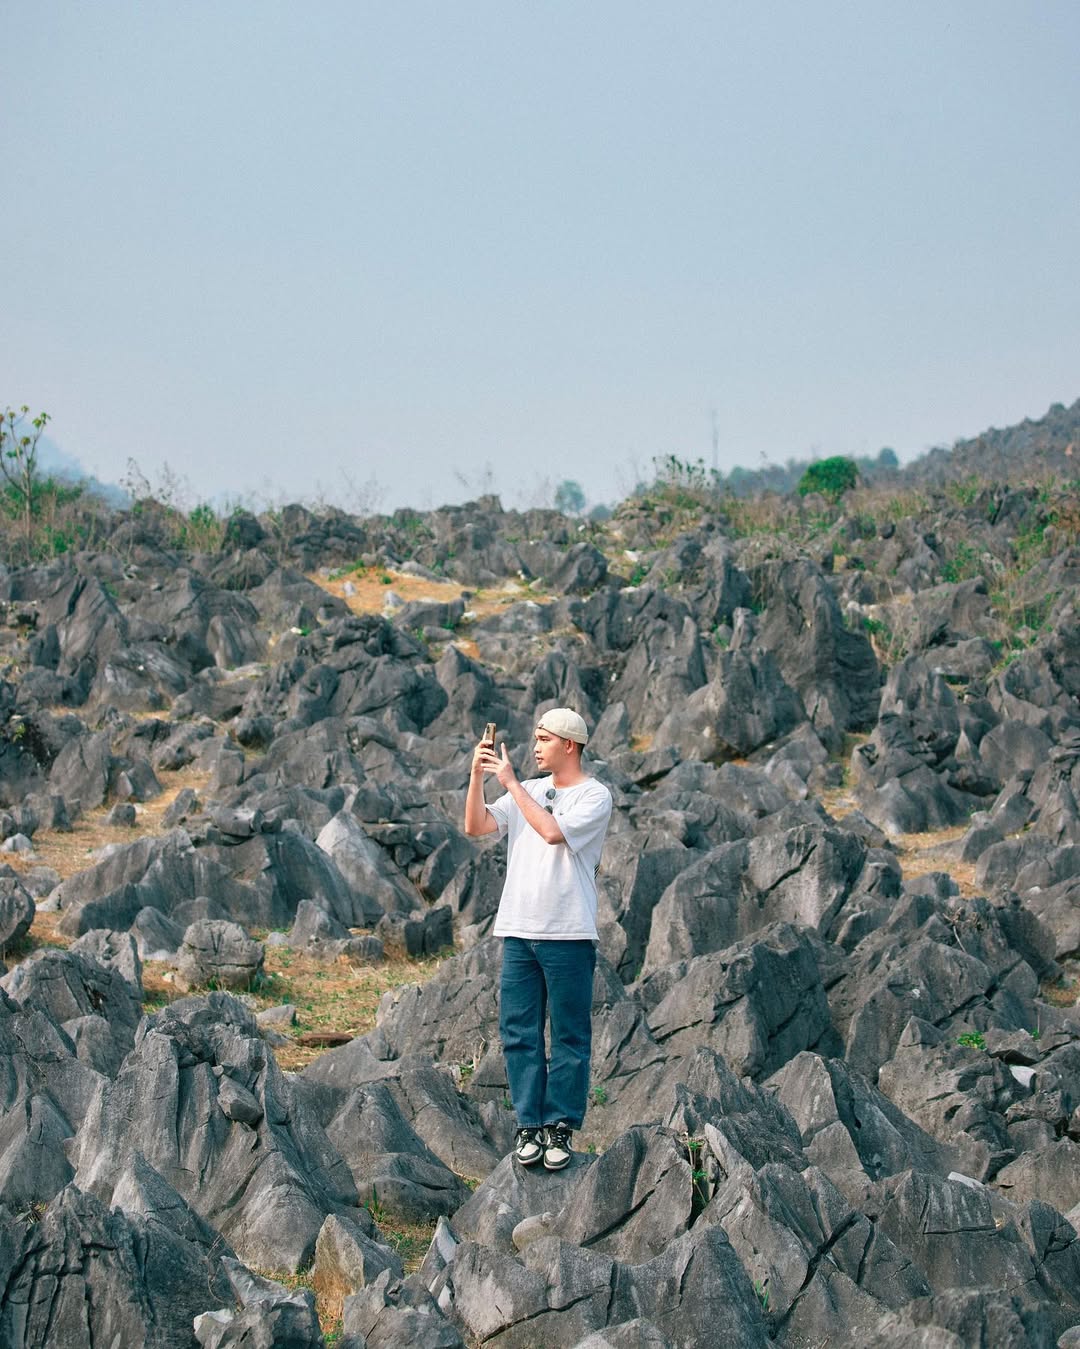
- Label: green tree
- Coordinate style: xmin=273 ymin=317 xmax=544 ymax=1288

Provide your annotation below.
xmin=797 ymin=455 xmax=858 ymax=501
xmin=1 ymin=405 xmax=51 ymax=553
xmin=554 ymin=479 xmax=586 ymax=515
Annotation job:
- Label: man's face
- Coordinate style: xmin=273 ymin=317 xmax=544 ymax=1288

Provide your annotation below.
xmin=534 ymin=727 xmax=574 ymax=773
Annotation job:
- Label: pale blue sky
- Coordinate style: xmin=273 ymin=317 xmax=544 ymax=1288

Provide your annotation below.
xmin=4 ymin=3 xmax=1079 ymax=512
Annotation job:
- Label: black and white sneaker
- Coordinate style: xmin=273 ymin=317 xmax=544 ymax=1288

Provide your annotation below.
xmin=514 ymin=1127 xmax=545 ymax=1166
xmin=543 ymin=1123 xmax=573 ymax=1170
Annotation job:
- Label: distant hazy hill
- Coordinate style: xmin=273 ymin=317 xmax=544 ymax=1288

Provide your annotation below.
xmin=902 ymin=397 xmax=1080 ymax=485
xmin=705 ymin=396 xmax=1080 ymax=500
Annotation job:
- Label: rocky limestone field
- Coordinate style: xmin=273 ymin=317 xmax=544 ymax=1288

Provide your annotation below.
xmin=4 ymin=462 xmax=1080 ymax=1346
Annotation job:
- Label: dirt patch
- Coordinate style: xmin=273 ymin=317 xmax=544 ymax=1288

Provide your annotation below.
xmin=893 ymin=823 xmax=976 ymax=897
xmin=253 ymin=942 xmax=453 ymax=1072
xmin=6 ymin=765 xmax=212 ymax=886
xmin=313 ymin=565 xmax=464 ymax=613
xmin=310 ymin=565 xmax=554 ymax=626
xmin=817 ymin=787 xmax=978 ymax=898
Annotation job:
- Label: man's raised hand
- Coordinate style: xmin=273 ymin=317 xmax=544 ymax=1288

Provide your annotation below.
xmin=493 ymin=742 xmax=518 ymax=789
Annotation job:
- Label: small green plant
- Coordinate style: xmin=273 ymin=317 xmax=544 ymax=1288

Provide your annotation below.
xmin=366 ymin=1183 xmax=385 ymax=1223
xmin=754 ymin=1277 xmax=770 ymax=1312
xmin=589 ymin=1084 xmax=609 ymax=1107
xmin=1030 ymin=1027 xmax=1041 ymax=1041
xmin=956 ymin=1031 xmax=986 ymax=1051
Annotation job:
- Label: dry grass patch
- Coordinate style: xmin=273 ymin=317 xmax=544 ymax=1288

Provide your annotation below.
xmin=137 ymin=942 xmax=455 ymax=1072
xmin=5 ymin=765 xmax=212 ymax=885
xmin=313 ymin=566 xmax=464 ymax=614
xmin=893 ymin=823 xmax=976 ymax=897
xmin=1041 ymin=965 xmax=1080 ymax=1008
xmin=251 ymin=942 xmax=453 ymax=1072
xmin=310 ymin=566 xmax=554 ymax=625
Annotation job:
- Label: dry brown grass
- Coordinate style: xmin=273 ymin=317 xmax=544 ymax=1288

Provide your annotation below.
xmin=818 ymin=783 xmax=978 ymax=898
xmin=4 ymin=765 xmax=212 ymax=885
xmin=250 ymin=942 xmax=453 ymax=1072
xmin=4 ymin=756 xmax=452 ymax=1075
xmin=313 ymin=566 xmax=464 ymax=613
xmin=893 ymin=823 xmax=977 ymax=897
xmin=137 ymin=939 xmax=455 ymax=1072
xmin=310 ymin=565 xmax=551 ymax=625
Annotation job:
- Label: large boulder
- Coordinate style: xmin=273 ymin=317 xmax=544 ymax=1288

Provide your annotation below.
xmin=640 ymin=825 xmax=868 ymax=975
xmin=174 ymin=919 xmax=265 ymax=993
xmin=653 ymin=641 xmax=805 ymax=764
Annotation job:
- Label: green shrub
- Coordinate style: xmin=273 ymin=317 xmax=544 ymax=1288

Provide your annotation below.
xmin=797 ymin=457 xmax=858 ymax=502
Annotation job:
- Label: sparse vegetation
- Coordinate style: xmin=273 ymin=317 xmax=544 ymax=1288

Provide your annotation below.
xmin=956 ymin=1031 xmax=987 ymax=1051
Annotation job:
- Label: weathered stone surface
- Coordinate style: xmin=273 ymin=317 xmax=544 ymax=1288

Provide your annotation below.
xmin=551 ymin=1126 xmax=694 ymax=1263
xmin=0 ymin=873 xmax=35 ymax=950
xmin=313 ymin=1210 xmax=403 ymax=1295
xmin=326 ymin=1081 xmax=473 ymax=1221
xmin=768 ymin=1052 xmax=955 ymax=1207
xmin=877 ymin=1018 xmax=1015 ymax=1180
xmin=1 ymin=1184 xmax=232 ymax=1349
xmin=870 ymin=1169 xmax=1038 ymax=1296
xmin=71 ymin=992 xmax=358 ymax=1272
xmin=757 ymin=557 xmax=881 ymax=749
xmin=703 ymin=1159 xmax=930 ymax=1341
xmin=646 ymin=924 xmax=838 ymax=1078
xmin=640 ymin=825 xmax=867 ymax=974
xmin=195 ymin=1257 xmax=323 ymax=1348
xmin=653 ymin=641 xmax=805 ymax=763
xmin=451 ymin=1150 xmax=594 ymax=1253
xmin=342 ymin=1266 xmax=466 ymax=1348
xmin=174 ymin=919 xmax=264 ymax=993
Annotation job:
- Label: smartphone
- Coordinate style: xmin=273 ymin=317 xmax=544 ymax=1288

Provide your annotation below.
xmin=481 ymin=722 xmax=497 ymax=751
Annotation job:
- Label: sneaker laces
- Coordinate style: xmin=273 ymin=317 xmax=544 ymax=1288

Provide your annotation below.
xmin=546 ymin=1123 xmax=572 ymax=1150
xmin=516 ymin=1126 xmax=544 ymax=1147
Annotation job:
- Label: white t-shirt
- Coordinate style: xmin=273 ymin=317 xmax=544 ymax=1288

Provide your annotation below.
xmin=487 ymin=775 xmax=613 ymax=941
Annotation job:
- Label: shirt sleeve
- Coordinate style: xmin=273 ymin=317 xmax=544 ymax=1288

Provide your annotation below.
xmin=558 ymin=784 xmax=613 ymax=856
xmin=485 ymin=790 xmax=514 ymax=839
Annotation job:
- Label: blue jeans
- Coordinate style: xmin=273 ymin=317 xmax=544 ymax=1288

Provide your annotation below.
xmin=499 ymin=937 xmax=596 ymax=1130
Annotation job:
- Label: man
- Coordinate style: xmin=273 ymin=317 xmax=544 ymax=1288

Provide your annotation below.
xmin=465 ymin=708 xmax=612 ymax=1171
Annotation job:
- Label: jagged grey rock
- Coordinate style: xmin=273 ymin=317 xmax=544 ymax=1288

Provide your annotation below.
xmin=646 ymin=923 xmax=838 ymax=1078
xmin=195 ymin=1257 xmax=322 ymax=1348
xmin=0 ymin=873 xmax=35 ymax=950
xmin=71 ymin=992 xmax=359 ymax=1271
xmin=1 ymin=1184 xmax=232 ymax=1349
